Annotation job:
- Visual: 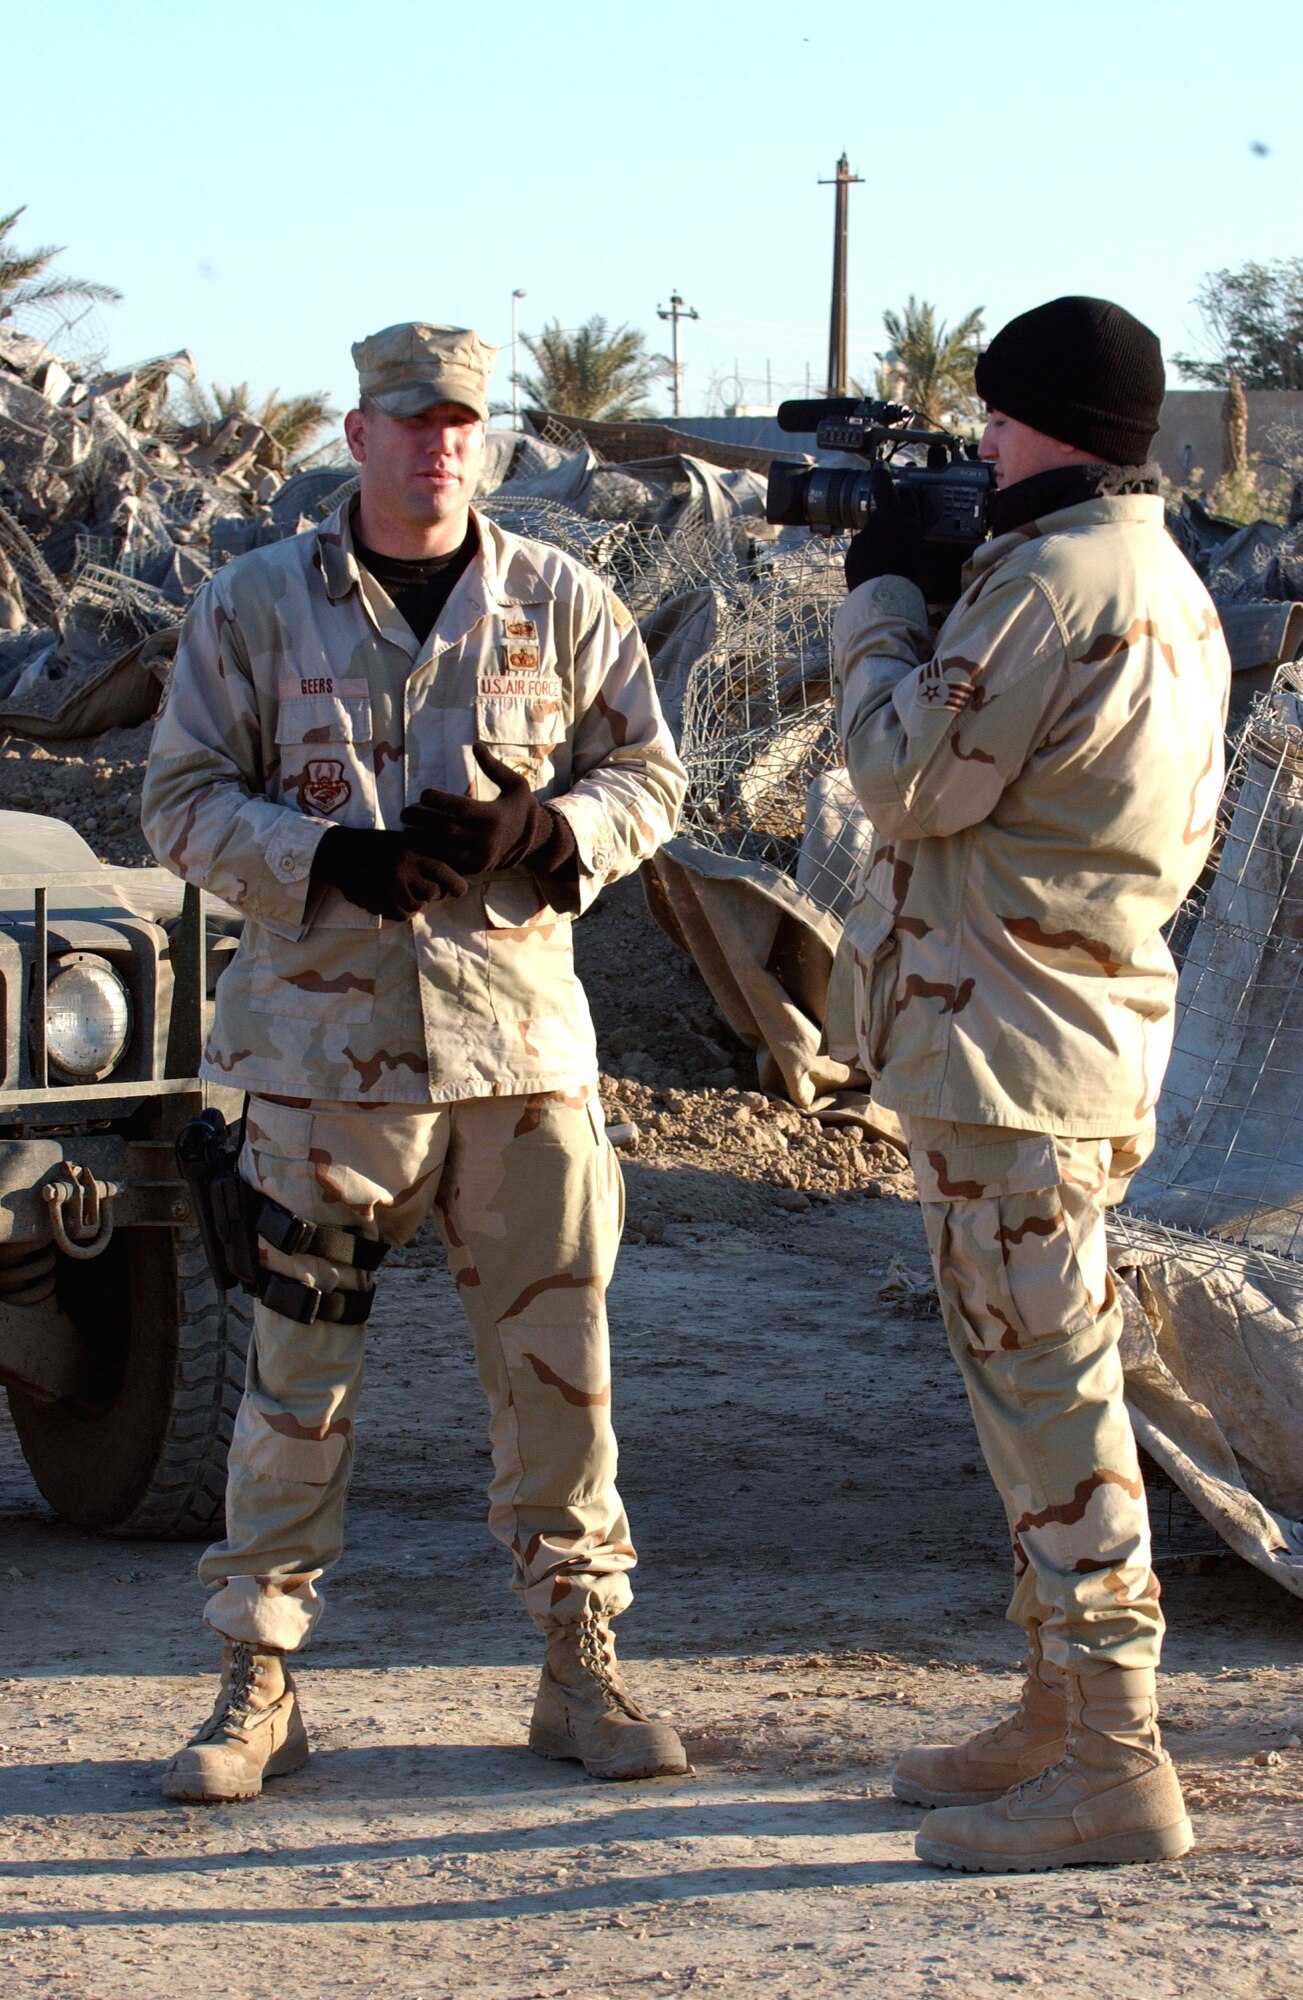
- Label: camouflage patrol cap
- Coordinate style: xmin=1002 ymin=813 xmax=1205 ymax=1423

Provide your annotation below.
xmin=351 ymin=322 xmax=498 ymax=422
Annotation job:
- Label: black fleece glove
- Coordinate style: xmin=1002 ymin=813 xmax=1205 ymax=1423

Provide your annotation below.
xmin=311 ymin=826 xmax=468 ymax=921
xmin=400 ymin=745 xmax=578 ymax=881
xmin=844 ymin=466 xmax=925 ymax=593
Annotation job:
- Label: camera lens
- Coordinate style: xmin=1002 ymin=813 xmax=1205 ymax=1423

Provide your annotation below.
xmin=803 ymin=469 xmax=873 ymax=534
xmin=763 ymin=462 xmax=810 ymax=526
xmin=764 ymin=463 xmax=875 ymax=533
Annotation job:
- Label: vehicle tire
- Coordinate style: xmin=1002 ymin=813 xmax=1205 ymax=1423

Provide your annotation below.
xmin=5 ymin=1221 xmax=251 ymax=1539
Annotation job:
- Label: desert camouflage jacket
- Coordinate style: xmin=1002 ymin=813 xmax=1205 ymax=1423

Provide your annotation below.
xmin=831 ymin=493 xmax=1231 ymax=1134
xmin=142 ymin=501 xmax=685 ymax=1103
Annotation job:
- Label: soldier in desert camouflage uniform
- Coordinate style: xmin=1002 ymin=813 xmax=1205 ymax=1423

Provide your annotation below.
xmin=143 ymin=322 xmax=688 ymax=1801
xmin=832 ymin=297 xmax=1230 ymax=1872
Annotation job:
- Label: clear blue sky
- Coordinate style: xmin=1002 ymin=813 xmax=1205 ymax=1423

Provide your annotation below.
xmin=6 ymin=0 xmax=1298 ymax=426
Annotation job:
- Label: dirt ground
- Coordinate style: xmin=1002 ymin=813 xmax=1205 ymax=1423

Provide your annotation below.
xmin=2 ymin=739 xmax=1302 ymax=1998
xmin=3 ymin=1199 xmax=1302 ymax=2000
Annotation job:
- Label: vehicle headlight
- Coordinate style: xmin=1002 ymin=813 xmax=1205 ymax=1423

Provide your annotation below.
xmin=40 ymin=956 xmax=133 ymax=1082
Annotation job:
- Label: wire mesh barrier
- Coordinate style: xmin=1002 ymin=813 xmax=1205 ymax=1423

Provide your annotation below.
xmin=1110 ymin=665 xmax=1303 ymax=1585
xmin=477 ymin=501 xmax=866 ymax=903
xmin=489 ymin=491 xmax=879 ymax=955
xmin=4 ymin=298 xmax=112 ymax=379
xmin=673 ymin=536 xmax=872 ymax=916
xmin=0 ymin=493 xmax=66 ymax=624
xmin=485 ymin=505 xmax=868 ymax=918
xmin=479 ymin=490 xmax=745 ymax=610
xmin=1125 ymin=666 xmax=1303 ymax=1268
xmin=479 ymin=493 xmax=646 ymax=578
xmin=63 ymin=559 xmax=179 ymax=638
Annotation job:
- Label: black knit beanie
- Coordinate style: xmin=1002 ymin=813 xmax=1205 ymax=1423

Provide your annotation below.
xmin=974 ymin=296 xmax=1164 ymax=465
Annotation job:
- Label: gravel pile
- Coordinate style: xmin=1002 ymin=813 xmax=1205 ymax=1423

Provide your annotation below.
xmin=0 ymin=719 xmax=154 ymax=864
xmin=602 ymin=1068 xmax=915 ymax=1241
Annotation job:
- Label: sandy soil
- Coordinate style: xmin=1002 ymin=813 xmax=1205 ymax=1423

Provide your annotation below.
xmin=1 ymin=735 xmax=1302 ymax=1997
xmin=3 ymin=1194 xmax=1302 ymax=2000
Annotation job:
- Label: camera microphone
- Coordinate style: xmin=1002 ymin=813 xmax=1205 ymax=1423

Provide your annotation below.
xmin=776 ymin=398 xmax=862 ymax=434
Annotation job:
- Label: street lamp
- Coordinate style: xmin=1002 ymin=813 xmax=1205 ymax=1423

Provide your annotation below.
xmin=511 ymin=288 xmax=526 ymax=429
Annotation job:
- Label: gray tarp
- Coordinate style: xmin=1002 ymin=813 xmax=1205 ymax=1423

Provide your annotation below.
xmin=1128 ymin=686 xmax=1303 ymax=1257
xmin=480 ymin=429 xmax=768 ymax=538
xmin=1170 ymin=492 xmax=1303 ymax=604
xmin=648 ymin=837 xmax=858 ymax=1109
xmin=0 ymin=627 xmax=171 ymax=743
xmin=1106 ymin=674 xmax=1303 ymax=1591
xmin=1112 ymin=1227 xmax=1303 ymax=1597
xmin=637 ymin=587 xmax=727 ymax=742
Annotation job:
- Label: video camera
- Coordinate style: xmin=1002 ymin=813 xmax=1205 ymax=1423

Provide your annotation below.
xmin=765 ymin=399 xmax=993 ymax=561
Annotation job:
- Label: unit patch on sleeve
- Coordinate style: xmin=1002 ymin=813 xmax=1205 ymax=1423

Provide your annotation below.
xmin=915 ymin=657 xmax=977 ymax=712
xmin=300 ymin=759 xmax=353 ymax=814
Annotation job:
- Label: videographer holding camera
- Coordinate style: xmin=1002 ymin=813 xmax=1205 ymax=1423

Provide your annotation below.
xmin=829 ymin=297 xmax=1230 ymax=1872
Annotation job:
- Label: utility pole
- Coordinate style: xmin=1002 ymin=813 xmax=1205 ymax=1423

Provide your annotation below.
xmin=657 ymin=289 xmax=699 ymax=417
xmin=818 ymin=153 xmax=862 ymax=396
xmin=510 ymin=288 xmax=526 ymax=428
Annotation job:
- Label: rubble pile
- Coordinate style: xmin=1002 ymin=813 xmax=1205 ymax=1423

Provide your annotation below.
xmin=12 ymin=328 xmax=1300 ymax=1254
xmin=0 ymin=331 xmax=359 ymax=736
xmin=1170 ymin=490 xmax=1303 ymax=602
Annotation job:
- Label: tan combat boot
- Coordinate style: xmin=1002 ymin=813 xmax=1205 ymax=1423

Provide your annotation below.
xmin=529 ymin=1609 xmax=689 ymax=1780
xmin=915 ymin=1666 xmax=1193 ymax=1872
xmin=161 ymin=1641 xmax=309 ymax=1802
xmin=892 ymin=1629 xmax=1067 ymax=1807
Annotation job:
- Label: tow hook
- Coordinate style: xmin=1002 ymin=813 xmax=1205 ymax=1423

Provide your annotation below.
xmin=42 ymin=1163 xmax=120 ymax=1260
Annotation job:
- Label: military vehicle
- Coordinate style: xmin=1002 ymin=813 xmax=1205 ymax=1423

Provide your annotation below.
xmin=0 ymin=810 xmax=250 ymax=1536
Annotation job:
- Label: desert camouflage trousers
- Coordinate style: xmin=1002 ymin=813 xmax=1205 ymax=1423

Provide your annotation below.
xmin=199 ymin=1087 xmax=634 ymax=1652
xmin=903 ymin=1116 xmax=1163 ymax=1673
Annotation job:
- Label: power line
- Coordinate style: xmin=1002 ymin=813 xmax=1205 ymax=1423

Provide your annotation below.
xmin=657 ymin=290 xmax=699 ymax=418
xmin=818 ymin=153 xmax=862 ymax=396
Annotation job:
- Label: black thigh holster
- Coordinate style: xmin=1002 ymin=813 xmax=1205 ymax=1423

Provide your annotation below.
xmin=175 ymin=1106 xmax=388 ymax=1326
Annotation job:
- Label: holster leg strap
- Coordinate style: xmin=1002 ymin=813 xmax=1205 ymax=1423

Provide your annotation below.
xmin=257 ymin=1270 xmax=375 ymax=1326
xmin=253 ymin=1194 xmax=388 ymax=1272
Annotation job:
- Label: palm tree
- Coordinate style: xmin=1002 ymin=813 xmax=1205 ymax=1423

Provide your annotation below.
xmin=874 ymin=297 xmax=985 ymax=429
xmin=0 ymin=205 xmax=121 ymax=323
xmin=217 ymin=383 xmax=339 ymax=459
xmin=515 ymin=316 xmax=668 ymax=421
xmin=185 ymin=380 xmax=339 ymax=461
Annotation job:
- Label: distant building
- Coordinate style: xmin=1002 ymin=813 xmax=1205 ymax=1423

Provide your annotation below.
xmin=1154 ymin=389 xmax=1303 ymax=490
